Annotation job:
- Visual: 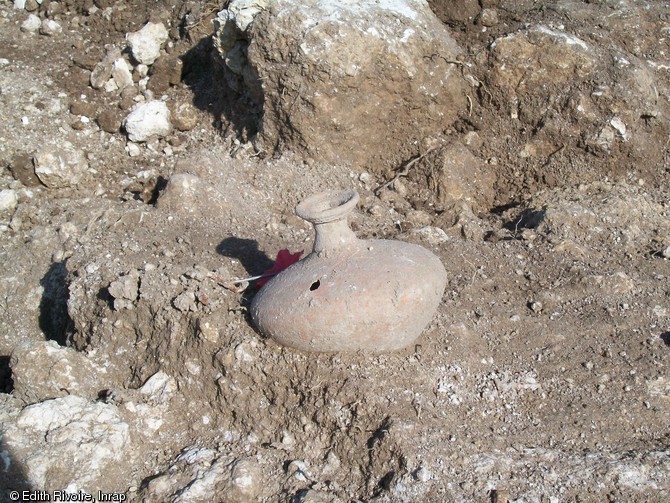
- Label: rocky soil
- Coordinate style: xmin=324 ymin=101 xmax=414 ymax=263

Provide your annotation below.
xmin=1 ymin=0 xmax=670 ymax=502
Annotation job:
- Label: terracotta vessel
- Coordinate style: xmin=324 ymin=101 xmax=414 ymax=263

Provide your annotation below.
xmin=250 ymin=189 xmax=446 ymax=352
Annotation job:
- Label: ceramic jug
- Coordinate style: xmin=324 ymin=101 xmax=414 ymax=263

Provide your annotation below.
xmin=250 ymin=189 xmax=446 ymax=352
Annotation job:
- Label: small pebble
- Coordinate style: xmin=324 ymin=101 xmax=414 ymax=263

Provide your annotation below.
xmin=112 ymin=58 xmax=134 ymax=90
xmin=479 ymin=8 xmax=499 ymax=27
xmin=103 ymin=78 xmax=119 ymax=93
xmin=118 ymin=95 xmax=136 ymax=111
xmin=90 ymin=48 xmax=122 ymax=90
xmin=0 ymin=189 xmax=19 ymax=213
xmin=70 ymin=100 xmax=97 ymax=118
xmin=9 ymin=153 xmax=41 ymax=186
xmin=135 ymin=64 xmax=149 ymax=78
xmin=71 ymin=119 xmax=86 ymax=130
xmin=126 ymin=142 xmax=141 ymax=157
xmin=170 ymin=102 xmax=198 ymax=131
xmin=40 ymin=19 xmax=62 ymax=36
xmin=168 ymin=134 xmax=186 ymax=147
xmin=463 ymin=131 xmax=483 ymax=149
xmin=97 ymin=108 xmax=124 ymax=133
xmin=20 ymin=13 xmax=41 ymax=33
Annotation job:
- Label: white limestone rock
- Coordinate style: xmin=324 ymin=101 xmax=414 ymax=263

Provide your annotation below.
xmin=4 ymin=395 xmax=131 ymax=492
xmin=90 ymin=47 xmax=122 ymax=90
xmin=126 ymin=22 xmax=169 ymax=65
xmin=140 ymin=449 xmax=263 ymax=502
xmin=412 ymin=226 xmax=450 ymax=246
xmin=0 ymin=189 xmax=19 ymax=214
xmin=33 ymin=141 xmax=88 ymax=188
xmin=112 ymin=58 xmax=134 ymax=90
xmin=139 ymin=371 xmax=177 ymax=405
xmin=123 ymin=100 xmax=172 ymax=142
xmin=20 ymin=13 xmax=41 ymax=33
xmin=40 ymin=19 xmax=62 ymax=36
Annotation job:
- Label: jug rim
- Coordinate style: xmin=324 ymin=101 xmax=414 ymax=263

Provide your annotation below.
xmin=296 ymin=189 xmax=359 ymax=224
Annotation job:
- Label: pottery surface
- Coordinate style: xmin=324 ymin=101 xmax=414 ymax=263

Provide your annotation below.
xmin=250 ymin=190 xmax=447 ymax=352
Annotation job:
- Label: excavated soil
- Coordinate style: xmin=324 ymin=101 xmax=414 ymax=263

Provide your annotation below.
xmin=1 ymin=1 xmax=670 ymax=502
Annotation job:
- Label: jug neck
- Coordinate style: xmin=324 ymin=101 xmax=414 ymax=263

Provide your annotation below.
xmin=312 ymin=219 xmax=358 ymax=254
xmin=295 ymin=190 xmax=360 ymax=255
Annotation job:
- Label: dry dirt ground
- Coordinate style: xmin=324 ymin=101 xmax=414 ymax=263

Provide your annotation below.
xmin=1 ymin=0 xmax=670 ymax=502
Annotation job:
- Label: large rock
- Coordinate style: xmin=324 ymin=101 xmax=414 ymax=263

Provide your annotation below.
xmin=140 ymin=448 xmax=263 ymax=502
xmin=487 ymin=23 xmax=667 ymax=163
xmin=10 ymin=340 xmax=109 ymax=404
xmin=214 ymin=0 xmax=467 ymax=171
xmin=123 ymin=100 xmax=172 ymax=142
xmin=432 ymin=142 xmax=495 ymax=210
xmin=126 ymin=22 xmax=169 ymax=65
xmin=4 ymin=395 xmax=131 ymax=492
xmin=489 ymin=25 xmax=597 ymax=103
xmin=33 ymin=141 xmax=89 ymax=188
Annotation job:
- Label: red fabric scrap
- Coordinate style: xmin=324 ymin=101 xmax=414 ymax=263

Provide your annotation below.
xmin=256 ymin=249 xmax=303 ymax=287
